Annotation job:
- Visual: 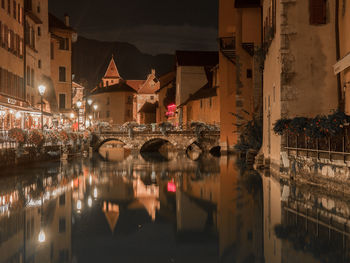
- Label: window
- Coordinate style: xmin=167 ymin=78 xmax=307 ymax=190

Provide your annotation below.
xmin=37 ymin=26 xmax=41 ymax=36
xmin=59 ymin=37 xmax=69 ymax=50
xmin=17 ymin=3 xmax=20 ymax=22
xmin=106 ymin=97 xmax=110 ymax=105
xmin=13 ymin=1 xmax=16 ymax=19
xmin=26 ymin=66 xmax=30 ymax=85
xmin=150 ymin=96 xmax=154 ymax=100
xmin=37 ymin=2 xmax=40 ymax=13
xmin=106 ymin=111 xmax=110 ymax=118
xmin=127 ymin=109 xmax=131 ymax=118
xmin=59 ymin=67 xmax=66 ymax=82
xmin=106 ymin=81 xmax=109 ymax=87
xmin=59 ymin=194 xmax=65 ymax=206
xmin=247 ymin=69 xmax=252 ymax=79
xmin=59 ymin=94 xmax=66 ymax=109
xmin=30 ymin=68 xmax=34 ymax=87
xmin=309 ymin=0 xmax=327 ymax=24
xmin=1 ymin=0 xmax=4 ymax=9
xmin=127 ymin=96 xmax=132 ymax=104
xmin=209 ymin=97 xmax=212 ymax=108
xmin=200 ymin=100 xmax=203 ymax=108
xmin=59 ymin=218 xmax=66 ymax=233
xmin=50 ymin=42 xmax=54 ymax=59
xmin=38 ymin=59 xmax=41 ymax=68
xmin=7 ymin=0 xmax=10 ymax=14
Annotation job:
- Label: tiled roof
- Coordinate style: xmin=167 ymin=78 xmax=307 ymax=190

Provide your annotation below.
xmin=126 ymin=80 xmax=145 ymax=91
xmin=158 ymin=71 xmax=176 ymax=91
xmin=49 ymin=13 xmax=76 ymax=32
xmin=176 ymin=50 xmax=218 ymax=67
xmin=91 ymin=82 xmax=136 ymax=95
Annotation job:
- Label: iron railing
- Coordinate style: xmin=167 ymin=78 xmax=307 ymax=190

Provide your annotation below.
xmin=284 ymin=127 xmax=350 ymax=162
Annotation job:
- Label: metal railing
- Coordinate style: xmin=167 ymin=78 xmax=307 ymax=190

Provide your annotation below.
xmin=284 ymin=127 xmax=350 ymax=162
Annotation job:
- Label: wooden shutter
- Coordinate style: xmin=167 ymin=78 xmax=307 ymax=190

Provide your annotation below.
xmin=310 ymin=0 xmax=327 ymax=24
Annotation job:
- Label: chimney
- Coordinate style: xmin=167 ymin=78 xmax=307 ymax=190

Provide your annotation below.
xmin=64 ymin=13 xmax=70 ymax=27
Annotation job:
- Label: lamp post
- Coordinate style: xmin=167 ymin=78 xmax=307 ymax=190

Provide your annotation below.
xmin=76 ymin=100 xmax=82 ymax=132
xmin=38 ymin=85 xmax=46 ymax=131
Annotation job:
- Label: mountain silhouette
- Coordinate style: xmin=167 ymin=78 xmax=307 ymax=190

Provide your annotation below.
xmin=72 ymin=36 xmax=175 ymax=90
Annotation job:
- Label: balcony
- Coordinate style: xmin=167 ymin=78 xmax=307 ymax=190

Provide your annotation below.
xmin=219 ymin=37 xmax=236 ymax=63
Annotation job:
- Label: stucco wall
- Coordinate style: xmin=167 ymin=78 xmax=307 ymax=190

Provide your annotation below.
xmin=91 ymin=91 xmax=134 ymax=124
xmin=263 ymin=0 xmax=338 ymax=167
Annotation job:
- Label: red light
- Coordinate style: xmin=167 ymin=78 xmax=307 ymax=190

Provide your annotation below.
xmin=167 ymin=104 xmax=176 ymax=111
xmin=167 ymin=182 xmax=176 ymax=192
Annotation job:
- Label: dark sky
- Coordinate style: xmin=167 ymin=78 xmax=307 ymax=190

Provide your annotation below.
xmin=49 ymin=0 xmax=218 ymax=55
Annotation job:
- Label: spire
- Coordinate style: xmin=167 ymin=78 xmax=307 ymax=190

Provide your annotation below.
xmin=104 ymin=55 xmax=121 ymax=79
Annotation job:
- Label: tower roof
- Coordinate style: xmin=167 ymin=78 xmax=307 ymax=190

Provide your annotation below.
xmin=104 ymin=56 xmax=121 ymax=79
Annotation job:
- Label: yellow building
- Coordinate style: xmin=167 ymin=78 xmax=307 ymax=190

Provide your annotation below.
xmin=334 ymin=1 xmax=350 ymax=114
xmin=218 ymin=0 xmax=262 ymax=154
xmin=180 ymin=65 xmax=220 ymax=126
xmin=175 ymin=50 xmax=218 ymax=127
xmin=262 ymin=0 xmax=339 ymax=170
xmin=49 ymin=13 xmax=76 ymax=120
xmin=0 ymin=0 xmax=26 ymax=129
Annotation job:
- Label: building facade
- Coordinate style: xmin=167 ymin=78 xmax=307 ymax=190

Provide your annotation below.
xmin=218 ymin=0 xmax=262 ymax=154
xmin=0 ymin=0 xmax=26 ymax=130
xmin=49 ymin=13 xmax=76 ymax=120
xmin=175 ymin=51 xmax=218 ymax=127
xmin=261 ymin=0 xmax=339 ymax=169
xmin=156 ymin=71 xmax=176 ymax=124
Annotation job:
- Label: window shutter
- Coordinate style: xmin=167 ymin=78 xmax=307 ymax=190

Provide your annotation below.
xmin=310 ymin=0 xmax=327 ymax=25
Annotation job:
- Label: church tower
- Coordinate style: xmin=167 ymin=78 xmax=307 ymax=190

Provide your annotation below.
xmin=102 ymin=55 xmax=122 ymax=87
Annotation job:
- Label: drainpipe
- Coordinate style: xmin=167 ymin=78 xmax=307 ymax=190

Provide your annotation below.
xmin=335 ymin=0 xmax=343 ymax=111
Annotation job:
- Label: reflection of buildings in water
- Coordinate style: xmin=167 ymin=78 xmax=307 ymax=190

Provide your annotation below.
xmin=103 ymin=202 xmax=120 ymax=233
xmin=176 ymin=171 xmax=219 ymax=232
xmin=132 ymin=177 xmax=160 ymax=221
xmin=218 ymin=156 xmax=263 ymax=263
xmin=99 ymin=141 xmax=131 ymax=162
xmin=0 ymin=189 xmax=72 ymax=263
xmin=264 ymin=175 xmax=350 ymax=263
xmin=98 ymin=176 xmax=134 ymax=202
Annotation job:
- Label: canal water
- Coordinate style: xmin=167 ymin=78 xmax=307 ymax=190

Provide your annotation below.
xmin=0 ymin=147 xmax=349 ymax=262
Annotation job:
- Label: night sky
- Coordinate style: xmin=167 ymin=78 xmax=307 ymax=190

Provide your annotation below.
xmin=49 ymin=0 xmax=218 ymax=55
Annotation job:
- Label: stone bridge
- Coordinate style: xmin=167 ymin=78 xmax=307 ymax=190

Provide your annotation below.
xmin=92 ymin=130 xmax=220 ymax=153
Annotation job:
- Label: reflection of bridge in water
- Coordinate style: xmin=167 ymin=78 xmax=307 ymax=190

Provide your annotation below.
xmin=93 ymin=129 xmax=221 ymax=154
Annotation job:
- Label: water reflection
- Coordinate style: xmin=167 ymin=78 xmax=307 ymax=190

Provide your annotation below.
xmin=0 ymin=154 xmax=349 ymax=262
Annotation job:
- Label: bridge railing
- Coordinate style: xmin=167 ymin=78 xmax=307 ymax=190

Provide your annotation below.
xmin=101 ymin=123 xmax=220 ymax=134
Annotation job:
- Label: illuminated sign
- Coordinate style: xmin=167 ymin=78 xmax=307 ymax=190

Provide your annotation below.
xmin=7 ymin=98 xmax=16 ymax=105
xmin=167 ymin=182 xmax=176 ymax=193
xmin=166 ymin=104 xmax=176 ymax=118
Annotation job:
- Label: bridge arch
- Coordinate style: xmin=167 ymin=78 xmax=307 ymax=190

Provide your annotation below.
xmin=97 ymin=137 xmax=127 ymax=150
xmin=140 ymin=138 xmax=175 ymax=153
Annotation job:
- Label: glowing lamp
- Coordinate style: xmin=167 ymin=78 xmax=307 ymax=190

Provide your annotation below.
xmin=87 ymin=98 xmax=93 ymax=106
xmin=93 ymin=104 xmax=98 ymax=111
xmin=76 ymin=100 xmax=82 ymax=108
xmin=70 ymin=113 xmax=75 ymax=119
xmin=15 ymin=112 xmax=21 ymax=119
xmin=38 ymin=85 xmax=46 ymax=96
xmin=88 ymin=196 xmax=92 ymax=207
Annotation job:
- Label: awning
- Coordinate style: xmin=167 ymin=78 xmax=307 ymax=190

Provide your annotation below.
xmin=334 ymin=52 xmax=350 ymax=75
xmin=0 ymin=102 xmax=52 ymax=116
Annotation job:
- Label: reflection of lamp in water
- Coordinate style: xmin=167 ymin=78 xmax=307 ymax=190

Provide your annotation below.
xmin=77 ymin=200 xmax=82 ymax=211
xmin=38 ymin=194 xmax=46 ymax=243
xmin=93 ymin=188 xmax=98 ymax=199
xmin=38 ymin=229 xmax=46 ymax=243
xmin=88 ymin=196 xmax=92 ymax=207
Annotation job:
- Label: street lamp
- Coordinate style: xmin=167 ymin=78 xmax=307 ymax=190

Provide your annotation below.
xmin=87 ymin=98 xmax=93 ymax=106
xmin=76 ymin=100 xmax=82 ymax=131
xmin=38 ymin=85 xmax=46 ymax=131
